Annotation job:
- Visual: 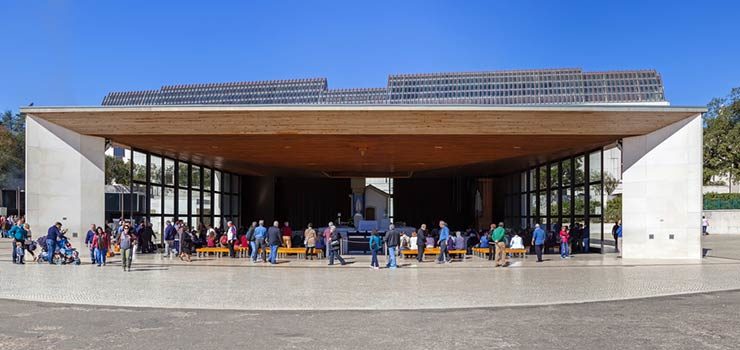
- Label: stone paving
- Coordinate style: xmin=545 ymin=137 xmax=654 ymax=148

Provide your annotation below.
xmin=1 ymin=236 xmax=739 ymax=311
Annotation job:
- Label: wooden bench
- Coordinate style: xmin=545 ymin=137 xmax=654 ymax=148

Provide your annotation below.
xmin=505 ymin=248 xmax=527 ymax=258
xmin=472 ymin=247 xmax=490 ymax=258
xmin=400 ymin=248 xmax=467 ymax=261
xmin=195 ymin=246 xmax=250 ymax=258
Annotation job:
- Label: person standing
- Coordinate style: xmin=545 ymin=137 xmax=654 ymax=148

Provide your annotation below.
xmin=437 ymin=221 xmax=450 ymax=264
xmin=118 ymin=226 xmax=135 ymax=271
xmin=164 ymin=220 xmax=176 ymax=258
xmin=611 ymin=219 xmax=621 ymax=253
xmin=487 ymin=223 xmax=497 ymax=260
xmin=84 ymin=224 xmax=96 ymax=264
xmin=702 ymin=216 xmax=709 ymax=235
xmin=92 ymin=227 xmax=109 ymax=266
xmin=491 ymin=222 xmax=507 ymax=267
xmin=226 ymin=221 xmax=237 ymax=258
xmin=532 ymin=224 xmax=546 ymax=262
xmin=245 ymin=221 xmax=256 ymax=258
xmin=369 ymin=230 xmax=381 ymax=269
xmin=304 ymin=223 xmax=317 ymax=260
xmin=267 ymin=221 xmax=282 ymax=264
xmin=10 ymin=221 xmax=27 ymax=264
xmin=616 ymin=224 xmax=623 ymax=258
xmin=416 ymin=224 xmax=427 ymax=262
xmin=559 ymin=225 xmax=570 ymax=259
xmin=328 ymin=225 xmax=346 ymax=266
xmin=384 ymin=224 xmax=400 ymax=268
xmin=45 ymin=222 xmax=62 ymax=265
xmin=323 ymin=222 xmax=334 ymax=254
xmin=252 ymin=220 xmax=267 ymax=263
xmin=281 ymin=221 xmax=292 ymax=248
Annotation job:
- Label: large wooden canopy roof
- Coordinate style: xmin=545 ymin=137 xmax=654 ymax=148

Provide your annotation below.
xmin=22 ymin=105 xmax=705 ymax=177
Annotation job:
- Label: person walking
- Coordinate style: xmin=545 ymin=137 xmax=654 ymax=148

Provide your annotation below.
xmin=226 ymin=221 xmax=237 ymax=258
xmin=559 ymin=225 xmax=570 ymax=259
xmin=369 ymin=230 xmax=382 ymax=269
xmin=164 ymin=220 xmax=176 ymax=258
xmin=384 ymin=224 xmax=400 ymax=268
xmin=45 ymin=222 xmax=62 ymax=265
xmin=611 ymin=219 xmax=621 ymax=253
xmin=532 ymin=224 xmax=546 ymax=262
xmin=245 ymin=221 xmax=256 ymax=258
xmin=702 ymin=216 xmax=709 ymax=235
xmin=491 ymin=222 xmax=507 ymax=267
xmin=267 ymin=221 xmax=282 ymax=264
xmin=616 ymin=224 xmax=623 ymax=258
xmin=92 ymin=227 xmax=109 ymax=266
xmin=84 ymin=224 xmax=96 ymax=264
xmin=252 ymin=220 xmax=267 ymax=263
xmin=179 ymin=228 xmax=193 ymax=263
xmin=416 ymin=224 xmax=427 ymax=262
xmin=304 ymin=223 xmax=317 ymax=260
xmin=328 ymin=225 xmax=346 ymax=266
xmin=118 ymin=226 xmax=135 ymax=271
xmin=437 ymin=221 xmax=451 ymax=264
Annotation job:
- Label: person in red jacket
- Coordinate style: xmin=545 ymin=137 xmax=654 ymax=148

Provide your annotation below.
xmin=92 ymin=227 xmax=110 ymax=266
xmin=281 ymin=221 xmax=293 ymax=248
xmin=559 ymin=226 xmax=570 ymax=259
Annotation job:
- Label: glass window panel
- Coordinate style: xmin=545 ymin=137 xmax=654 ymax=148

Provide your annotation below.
xmin=589 ymin=216 xmax=603 ymax=246
xmin=223 ymin=194 xmax=231 ymax=216
xmin=191 ymin=190 xmax=201 ymax=216
xmin=589 ymin=151 xmax=602 ymax=183
xmin=202 ymin=216 xmax=212 ymax=227
xmin=521 ymin=172 xmax=527 ymax=192
xmin=203 ymin=168 xmax=212 ymax=191
xmin=538 ymin=192 xmax=546 ymax=217
xmin=529 ymin=193 xmax=537 ymax=217
xmin=561 ymin=159 xmax=572 ymax=186
xmin=178 ymin=189 xmax=188 ymax=215
xmin=232 ymin=175 xmax=239 ymax=194
xmin=590 ymin=184 xmax=602 ymax=215
xmin=164 ymin=159 xmax=175 ymax=186
xmin=133 ymin=151 xmax=147 ymax=182
xmin=538 ymin=166 xmax=547 ymax=190
xmin=214 ymin=170 xmax=221 ymax=192
xmin=132 ymin=183 xmax=147 ymax=215
xmin=561 ymin=187 xmax=572 ymax=217
xmin=202 ymin=191 xmax=212 ymax=216
xmin=214 ymin=193 xmax=221 ymax=216
xmin=231 ymin=195 xmax=239 ymax=215
xmin=575 ymin=156 xmax=586 ymax=185
xmin=549 ymin=189 xmax=558 ymax=216
xmin=191 ymin=165 xmax=201 ymax=189
xmin=223 ymin=173 xmax=231 ymax=193
xmin=150 ymin=155 xmax=162 ymax=184
xmin=529 ymin=170 xmax=536 ymax=192
xmin=574 ymin=186 xmax=585 ymax=215
xmin=149 ymin=216 xmax=162 ymax=243
xmin=520 ymin=194 xmax=527 ymax=217
xmin=149 ymin=185 xmax=162 ymax=214
xmin=178 ymin=162 xmax=189 ymax=188
xmin=549 ymin=163 xmax=558 ymax=188
xmin=164 ymin=187 xmax=175 ymax=214
xmin=190 ymin=216 xmax=199 ymax=232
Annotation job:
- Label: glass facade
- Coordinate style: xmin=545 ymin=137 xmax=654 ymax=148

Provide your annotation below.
xmin=126 ymin=148 xmax=240 ymax=243
xmin=502 ymin=148 xmax=608 ymax=252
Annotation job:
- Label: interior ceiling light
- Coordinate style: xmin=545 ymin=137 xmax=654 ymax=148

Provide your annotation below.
xmin=434 ymin=146 xmax=443 ymax=150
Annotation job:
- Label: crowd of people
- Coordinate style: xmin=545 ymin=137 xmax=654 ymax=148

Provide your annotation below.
xmin=3 ymin=213 xmax=627 ymax=270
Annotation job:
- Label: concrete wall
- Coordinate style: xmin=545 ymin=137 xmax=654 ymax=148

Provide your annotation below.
xmin=25 ymin=116 xmax=105 ymax=246
xmin=703 ymin=210 xmax=740 ymax=234
xmin=622 ymin=114 xmax=703 ymax=259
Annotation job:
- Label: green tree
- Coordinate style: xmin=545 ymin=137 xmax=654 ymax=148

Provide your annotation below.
xmin=105 ymin=155 xmax=131 ymax=186
xmin=0 ymin=111 xmax=25 ymax=187
xmin=604 ymin=196 xmax=622 ymax=223
xmin=704 ymin=88 xmax=740 ymax=190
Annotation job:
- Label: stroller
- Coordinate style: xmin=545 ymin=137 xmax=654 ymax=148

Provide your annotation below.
xmin=37 ymin=233 xmax=81 ymax=265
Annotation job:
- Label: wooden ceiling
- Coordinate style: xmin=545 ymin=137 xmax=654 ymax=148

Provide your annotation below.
xmin=23 ymin=105 xmax=704 ymax=177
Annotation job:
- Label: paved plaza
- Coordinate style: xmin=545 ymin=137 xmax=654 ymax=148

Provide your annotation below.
xmin=1 ymin=236 xmax=739 ymax=311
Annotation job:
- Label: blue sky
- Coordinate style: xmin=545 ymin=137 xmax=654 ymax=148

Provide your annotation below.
xmin=1 ymin=0 xmax=738 ymax=111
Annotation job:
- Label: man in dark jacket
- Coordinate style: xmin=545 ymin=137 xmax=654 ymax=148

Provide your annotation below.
xmin=267 ymin=221 xmax=282 ymax=264
xmin=164 ymin=221 xmax=176 ymax=258
xmin=384 ymin=224 xmax=400 ymax=269
xmin=416 ymin=224 xmax=427 ymax=262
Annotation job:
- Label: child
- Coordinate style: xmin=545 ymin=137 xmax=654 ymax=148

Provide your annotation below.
xmin=15 ymin=241 xmax=25 ymax=264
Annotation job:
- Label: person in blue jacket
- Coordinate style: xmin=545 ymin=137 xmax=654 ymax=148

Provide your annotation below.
xmin=368 ymin=230 xmax=382 ymax=269
xmin=251 ymin=220 xmax=267 ymax=263
xmin=84 ymin=224 xmax=96 ymax=264
xmin=437 ymin=220 xmax=450 ymax=264
xmin=531 ymin=224 xmax=546 ymax=262
xmin=9 ymin=219 xmax=27 ymax=264
xmin=46 ymin=222 xmax=62 ymax=265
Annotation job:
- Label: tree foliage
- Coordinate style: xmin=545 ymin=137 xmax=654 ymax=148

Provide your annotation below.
xmin=703 ymin=88 xmax=740 ymax=187
xmin=105 ymin=155 xmax=131 ymax=186
xmin=0 ymin=111 xmax=25 ymax=187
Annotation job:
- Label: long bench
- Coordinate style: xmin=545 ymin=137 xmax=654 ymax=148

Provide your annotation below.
xmin=195 ymin=247 xmax=249 ymax=258
xmin=472 ymin=247 xmax=527 ymax=259
xmin=400 ymin=248 xmax=468 ymax=260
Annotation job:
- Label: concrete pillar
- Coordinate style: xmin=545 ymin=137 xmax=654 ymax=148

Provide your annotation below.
xmin=622 ymin=114 xmax=703 ymax=259
xmin=25 ymin=116 xmax=105 ymax=246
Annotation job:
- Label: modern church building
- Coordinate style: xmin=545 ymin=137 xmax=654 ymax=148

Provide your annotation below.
xmin=22 ymin=68 xmax=705 ymax=259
